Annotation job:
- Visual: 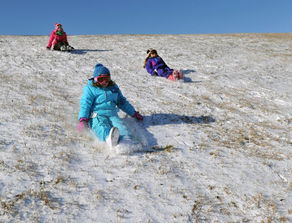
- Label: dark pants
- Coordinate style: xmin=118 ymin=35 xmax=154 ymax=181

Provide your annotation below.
xmin=53 ymin=42 xmax=68 ymax=50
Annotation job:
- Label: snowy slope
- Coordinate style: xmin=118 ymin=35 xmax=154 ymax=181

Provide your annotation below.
xmin=0 ymin=34 xmax=291 ymax=222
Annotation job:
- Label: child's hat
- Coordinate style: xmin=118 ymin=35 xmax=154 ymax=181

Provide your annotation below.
xmin=147 ymin=48 xmax=157 ymax=54
xmin=89 ymin=64 xmax=110 ymax=79
xmin=55 ymin=23 xmax=62 ymax=28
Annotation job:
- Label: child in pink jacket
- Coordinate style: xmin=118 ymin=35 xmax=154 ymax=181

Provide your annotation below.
xmin=46 ymin=24 xmax=74 ymax=51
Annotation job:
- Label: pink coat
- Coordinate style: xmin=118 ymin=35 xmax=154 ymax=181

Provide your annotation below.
xmin=47 ymin=30 xmax=68 ymax=48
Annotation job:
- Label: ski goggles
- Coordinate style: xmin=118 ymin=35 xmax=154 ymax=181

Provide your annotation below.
xmin=94 ymin=75 xmax=111 ymax=84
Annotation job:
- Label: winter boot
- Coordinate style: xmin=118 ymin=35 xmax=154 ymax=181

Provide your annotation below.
xmin=178 ymin=70 xmax=184 ymax=79
xmin=173 ymin=70 xmax=184 ymax=80
xmin=60 ymin=45 xmax=67 ymax=51
xmin=67 ymin=45 xmax=74 ymax=51
xmin=167 ymin=74 xmax=176 ymax=81
xmin=106 ymin=127 xmax=120 ymax=148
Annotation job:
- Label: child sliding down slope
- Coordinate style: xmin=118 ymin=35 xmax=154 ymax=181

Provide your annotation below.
xmin=77 ymin=64 xmax=143 ymax=150
xmin=144 ymin=48 xmax=183 ymax=81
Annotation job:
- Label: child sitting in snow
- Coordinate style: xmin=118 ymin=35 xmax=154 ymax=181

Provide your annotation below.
xmin=143 ymin=48 xmax=183 ymax=81
xmin=46 ymin=23 xmax=74 ymax=51
xmin=77 ymin=64 xmax=143 ymax=148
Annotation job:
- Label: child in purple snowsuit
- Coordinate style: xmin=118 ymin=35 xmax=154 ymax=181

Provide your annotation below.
xmin=144 ymin=48 xmax=183 ymax=81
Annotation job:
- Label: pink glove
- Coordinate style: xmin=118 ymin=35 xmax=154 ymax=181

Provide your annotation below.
xmin=132 ymin=112 xmax=143 ymax=121
xmin=77 ymin=118 xmax=89 ymax=132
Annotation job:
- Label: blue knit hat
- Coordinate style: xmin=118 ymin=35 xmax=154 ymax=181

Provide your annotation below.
xmin=90 ymin=64 xmax=110 ymax=79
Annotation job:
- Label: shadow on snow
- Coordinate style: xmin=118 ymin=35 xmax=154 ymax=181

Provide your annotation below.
xmin=132 ymin=113 xmax=215 ymax=153
xmin=181 ymin=69 xmax=199 ymax=83
xmin=70 ymin=49 xmax=113 ymax=55
xmin=182 ymin=69 xmax=196 ymax=75
xmin=144 ymin=113 xmax=215 ymax=127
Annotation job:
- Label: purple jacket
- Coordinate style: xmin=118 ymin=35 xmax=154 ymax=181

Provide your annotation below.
xmin=145 ymin=56 xmax=173 ymax=78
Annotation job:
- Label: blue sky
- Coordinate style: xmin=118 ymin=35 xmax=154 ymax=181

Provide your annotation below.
xmin=0 ymin=0 xmax=291 ymax=35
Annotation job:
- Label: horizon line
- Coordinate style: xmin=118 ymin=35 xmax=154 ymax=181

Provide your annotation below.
xmin=0 ymin=32 xmax=292 ymax=37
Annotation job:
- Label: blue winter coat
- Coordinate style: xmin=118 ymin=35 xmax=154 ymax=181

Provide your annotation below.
xmin=145 ymin=56 xmax=173 ymax=78
xmin=78 ymin=81 xmax=136 ymax=120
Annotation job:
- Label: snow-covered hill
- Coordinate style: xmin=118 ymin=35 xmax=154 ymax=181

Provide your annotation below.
xmin=0 ymin=34 xmax=291 ymax=222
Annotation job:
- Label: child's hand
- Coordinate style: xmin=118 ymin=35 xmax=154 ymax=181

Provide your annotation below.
xmin=133 ymin=112 xmax=143 ymax=121
xmin=77 ymin=118 xmax=89 ymax=132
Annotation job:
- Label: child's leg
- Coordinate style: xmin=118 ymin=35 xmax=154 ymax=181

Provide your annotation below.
xmin=53 ymin=42 xmax=63 ymax=50
xmin=90 ymin=116 xmax=112 ymax=141
xmin=109 ymin=115 xmax=132 ymax=139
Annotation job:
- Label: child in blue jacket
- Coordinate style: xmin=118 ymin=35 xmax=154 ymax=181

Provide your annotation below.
xmin=77 ymin=64 xmax=143 ymax=147
xmin=144 ymin=48 xmax=183 ymax=81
